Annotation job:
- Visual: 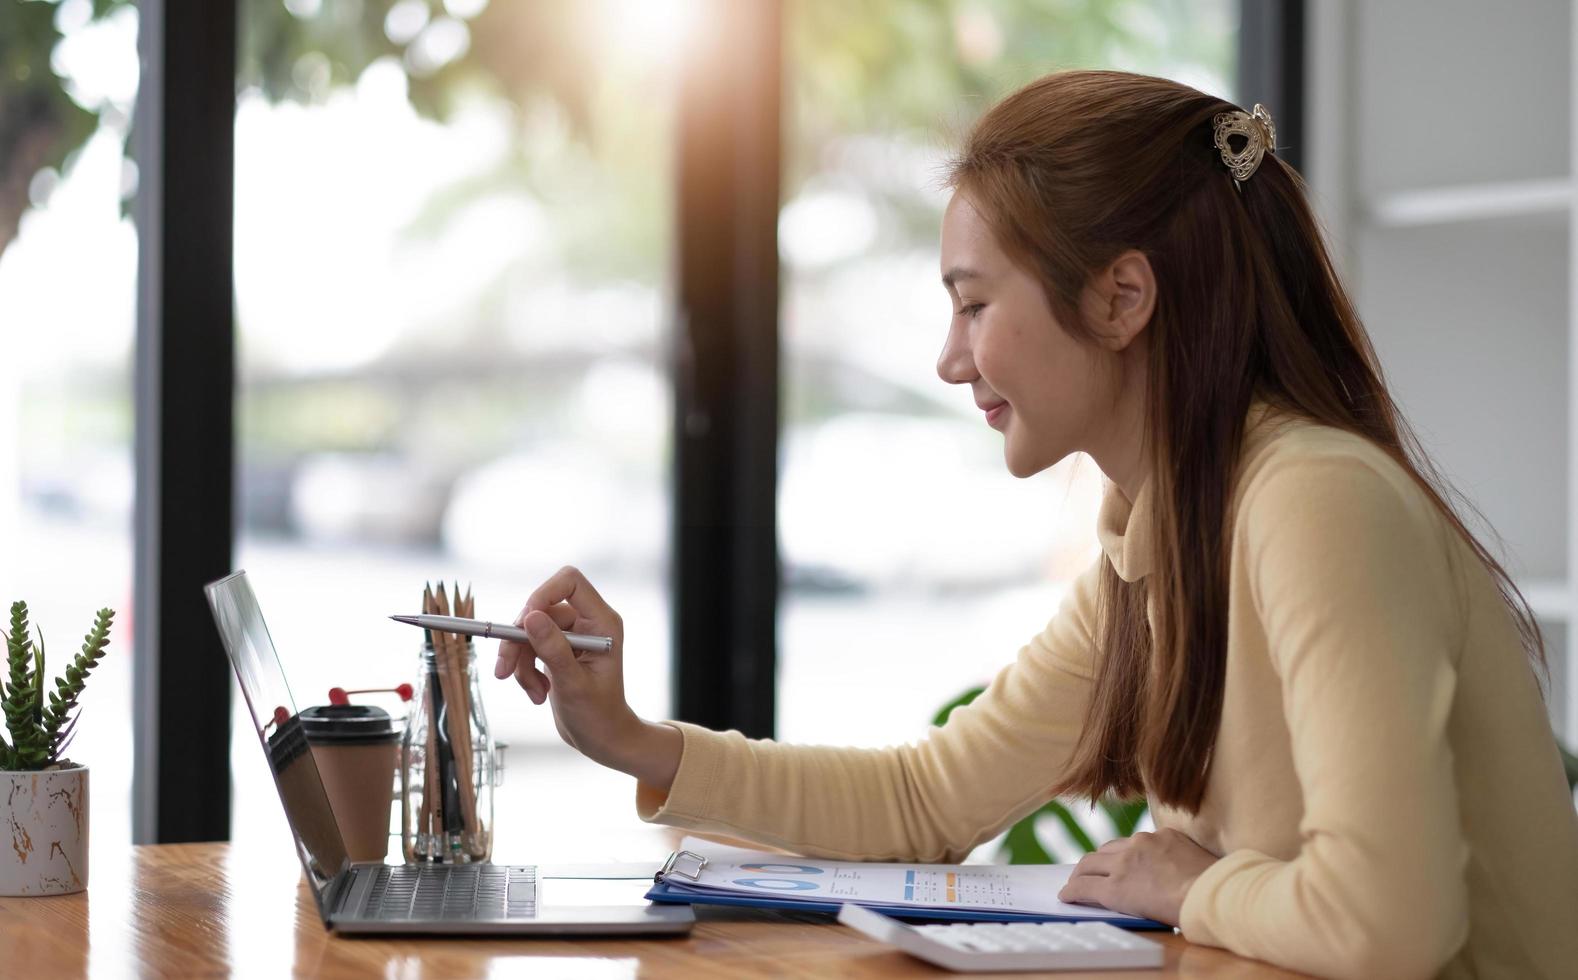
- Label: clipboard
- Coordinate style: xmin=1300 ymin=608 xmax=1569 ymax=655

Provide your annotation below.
xmin=646 ymin=848 xmax=1170 ymax=929
xmin=655 ymin=849 xmax=709 ymax=884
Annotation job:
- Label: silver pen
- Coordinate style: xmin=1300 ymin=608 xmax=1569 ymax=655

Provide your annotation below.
xmin=389 ymin=614 xmax=614 ymax=654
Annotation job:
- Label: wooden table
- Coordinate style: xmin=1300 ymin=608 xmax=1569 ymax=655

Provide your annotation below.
xmin=0 ymin=843 xmax=1308 ymax=978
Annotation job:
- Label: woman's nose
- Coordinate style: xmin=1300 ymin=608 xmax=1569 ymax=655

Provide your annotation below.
xmin=936 ymin=323 xmax=976 ymax=385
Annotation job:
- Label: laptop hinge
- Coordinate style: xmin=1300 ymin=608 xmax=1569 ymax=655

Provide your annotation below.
xmin=323 ymin=866 xmax=358 ymax=922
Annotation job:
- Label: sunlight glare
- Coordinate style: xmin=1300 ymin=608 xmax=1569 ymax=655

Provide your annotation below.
xmin=601 ymin=0 xmax=698 ymax=68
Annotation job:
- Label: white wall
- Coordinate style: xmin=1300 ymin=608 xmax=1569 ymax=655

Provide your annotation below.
xmin=1305 ymin=0 xmax=1575 ymax=739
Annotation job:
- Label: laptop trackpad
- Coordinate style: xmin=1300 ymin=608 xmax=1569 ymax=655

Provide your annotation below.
xmin=508 ymin=879 xmax=538 ymax=908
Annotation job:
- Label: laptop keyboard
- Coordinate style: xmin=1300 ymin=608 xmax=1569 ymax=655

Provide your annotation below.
xmin=363 ymin=864 xmax=538 ymax=921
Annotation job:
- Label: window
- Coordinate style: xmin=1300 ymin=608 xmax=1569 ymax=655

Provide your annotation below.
xmin=231 ymin=0 xmax=681 ymax=857
xmin=778 ymin=0 xmax=1237 ymax=752
xmin=6 ymin=0 xmax=1256 ymax=855
xmin=0 ymin=0 xmax=140 ymax=861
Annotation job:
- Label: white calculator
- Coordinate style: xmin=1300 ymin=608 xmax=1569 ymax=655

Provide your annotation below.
xmin=837 ymin=903 xmax=1165 ymax=973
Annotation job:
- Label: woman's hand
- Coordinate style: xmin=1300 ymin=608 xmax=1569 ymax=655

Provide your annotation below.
xmin=1057 ymin=828 xmax=1219 ymax=927
xmin=493 ymin=566 xmax=680 ymax=789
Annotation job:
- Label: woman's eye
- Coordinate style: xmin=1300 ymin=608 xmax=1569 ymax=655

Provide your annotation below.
xmin=956 ymin=303 xmax=984 ymax=319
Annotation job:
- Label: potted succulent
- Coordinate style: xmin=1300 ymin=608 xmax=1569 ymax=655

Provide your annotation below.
xmin=0 ymin=600 xmax=113 ymax=896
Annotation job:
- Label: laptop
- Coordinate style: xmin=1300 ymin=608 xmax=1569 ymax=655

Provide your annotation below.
xmin=205 ymin=569 xmax=695 ymax=936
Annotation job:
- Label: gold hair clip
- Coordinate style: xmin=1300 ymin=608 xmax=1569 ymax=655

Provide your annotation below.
xmin=1212 ymin=103 xmax=1276 ymax=191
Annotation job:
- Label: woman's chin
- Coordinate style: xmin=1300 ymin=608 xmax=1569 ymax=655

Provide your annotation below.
xmin=1002 ymin=436 xmax=1065 ymax=479
xmin=1003 ymin=445 xmax=1041 ymax=479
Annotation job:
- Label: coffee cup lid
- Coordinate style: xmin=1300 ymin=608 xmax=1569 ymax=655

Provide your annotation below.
xmin=299 ymin=704 xmax=400 ymax=744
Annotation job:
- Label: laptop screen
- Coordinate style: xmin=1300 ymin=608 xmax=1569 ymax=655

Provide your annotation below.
xmin=205 ymin=570 xmax=350 ymax=911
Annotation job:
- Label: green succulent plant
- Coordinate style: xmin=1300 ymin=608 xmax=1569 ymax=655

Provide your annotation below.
xmin=1 ymin=601 xmax=114 ymax=771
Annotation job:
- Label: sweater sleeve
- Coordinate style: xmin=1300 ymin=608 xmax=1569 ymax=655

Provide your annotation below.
xmin=633 ymin=557 xmax=1107 ymax=863
xmin=1178 ymin=454 xmax=1471 ymax=980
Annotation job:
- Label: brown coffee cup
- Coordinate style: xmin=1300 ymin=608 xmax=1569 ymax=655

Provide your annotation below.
xmin=300 ymin=704 xmax=401 ymax=863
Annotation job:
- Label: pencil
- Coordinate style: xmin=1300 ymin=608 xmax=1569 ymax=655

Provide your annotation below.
xmin=435 ymin=583 xmax=480 ymax=853
xmin=422 ymin=584 xmax=440 ymax=849
xmin=458 ymin=586 xmax=485 ymax=857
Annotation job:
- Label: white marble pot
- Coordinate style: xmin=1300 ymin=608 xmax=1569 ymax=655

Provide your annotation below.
xmin=0 ymin=765 xmax=89 ymax=896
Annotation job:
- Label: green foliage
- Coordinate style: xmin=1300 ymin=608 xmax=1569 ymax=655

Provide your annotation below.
xmin=931 ymin=685 xmax=986 ymax=727
xmin=0 ymin=1 xmax=103 ymax=201
xmin=1 ymin=602 xmax=43 ymax=768
xmin=0 ymin=602 xmax=114 ymax=771
xmin=1099 ymin=797 xmax=1149 ymax=837
xmin=932 ymin=685 xmax=1146 ymax=864
xmin=2 ymin=0 xmax=608 ymax=261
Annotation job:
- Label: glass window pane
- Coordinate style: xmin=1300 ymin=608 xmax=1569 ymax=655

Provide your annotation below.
xmin=0 ymin=1 xmax=140 ymax=861
xmin=778 ymin=1 xmax=1236 ymax=852
xmin=232 ymin=0 xmax=678 ymax=859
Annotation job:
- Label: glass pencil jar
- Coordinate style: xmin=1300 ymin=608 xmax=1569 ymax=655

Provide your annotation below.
xmin=401 ymin=640 xmax=498 ymax=863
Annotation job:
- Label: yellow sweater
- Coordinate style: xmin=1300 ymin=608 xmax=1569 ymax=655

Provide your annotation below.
xmin=636 ymin=402 xmax=1578 ymax=979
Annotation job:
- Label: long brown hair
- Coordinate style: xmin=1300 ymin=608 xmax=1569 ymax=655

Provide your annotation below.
xmin=944 ymin=70 xmax=1547 ymax=813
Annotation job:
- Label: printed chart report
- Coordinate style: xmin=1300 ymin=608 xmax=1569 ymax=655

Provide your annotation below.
xmin=901 ymin=868 xmax=1015 ymax=907
xmin=673 ymin=837 xmax=1150 ymax=922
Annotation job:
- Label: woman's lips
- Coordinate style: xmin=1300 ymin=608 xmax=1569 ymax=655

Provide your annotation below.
xmin=984 ymin=402 xmax=1009 ymax=426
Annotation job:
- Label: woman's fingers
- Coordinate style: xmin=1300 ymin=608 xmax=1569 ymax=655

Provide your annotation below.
xmin=545 ymin=601 xmax=577 ymax=630
xmin=491 ymin=570 xmax=642 ymax=772
xmin=1062 ymin=848 xmax=1120 ymax=907
xmin=498 ymin=568 xmax=624 ymax=725
xmin=494 ymin=639 xmax=525 ymax=679
xmin=494 ymin=602 xmax=577 ymax=681
xmin=520 ymin=609 xmax=578 ymax=675
xmin=513 ymin=658 xmax=551 ymax=704
xmin=495 ymin=636 xmax=552 ymax=702
xmin=522 ymin=566 xmax=618 ymax=629
xmin=1069 ymin=850 xmax=1118 ymax=878
xmin=1057 ymin=873 xmax=1113 ymax=909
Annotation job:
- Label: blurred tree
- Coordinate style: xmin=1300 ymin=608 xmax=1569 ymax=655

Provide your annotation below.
xmin=785 ymin=0 xmax=1233 ymax=239
xmin=0 ymin=0 xmax=608 ymax=263
xmin=0 ymin=0 xmax=105 ymax=257
xmin=239 ymin=1 xmax=601 ymax=131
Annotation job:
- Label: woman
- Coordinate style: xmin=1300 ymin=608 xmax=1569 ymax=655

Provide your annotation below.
xmin=493 ymin=71 xmax=1578 ymax=979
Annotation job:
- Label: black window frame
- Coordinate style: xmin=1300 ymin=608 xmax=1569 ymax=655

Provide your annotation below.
xmin=132 ymin=0 xmax=238 ymax=843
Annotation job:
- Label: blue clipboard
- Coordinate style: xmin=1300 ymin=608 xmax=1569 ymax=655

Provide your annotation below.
xmin=647 ymin=850 xmax=1171 ymax=930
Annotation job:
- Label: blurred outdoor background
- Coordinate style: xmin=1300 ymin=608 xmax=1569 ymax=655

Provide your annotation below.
xmin=2 ymin=0 xmax=1234 ymax=864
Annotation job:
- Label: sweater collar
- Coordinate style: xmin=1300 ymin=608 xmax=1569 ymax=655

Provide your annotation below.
xmin=1096 ymin=399 xmax=1279 ymax=584
xmin=1097 ymin=475 xmax=1153 ymax=583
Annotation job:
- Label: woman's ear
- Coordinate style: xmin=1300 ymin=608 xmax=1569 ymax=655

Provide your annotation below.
xmin=1082 ymin=249 xmax=1156 ymax=351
